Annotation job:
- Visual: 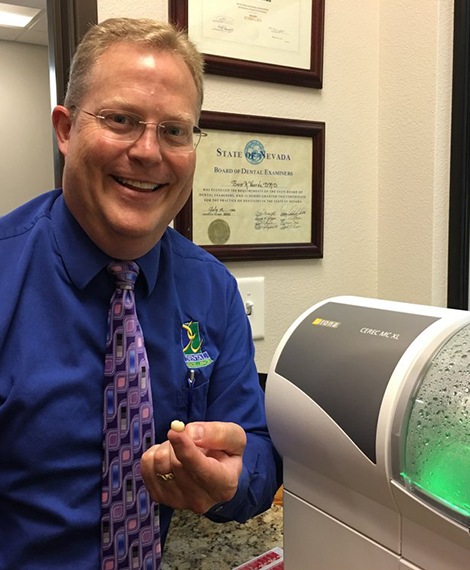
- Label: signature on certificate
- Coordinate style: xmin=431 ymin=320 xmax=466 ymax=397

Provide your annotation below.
xmin=212 ymin=16 xmax=235 ymax=33
xmin=255 ymin=209 xmax=277 ymax=231
xmin=280 ymin=206 xmax=306 ymax=230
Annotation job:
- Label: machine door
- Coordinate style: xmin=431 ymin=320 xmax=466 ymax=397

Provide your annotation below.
xmin=397 ymin=324 xmax=470 ymax=527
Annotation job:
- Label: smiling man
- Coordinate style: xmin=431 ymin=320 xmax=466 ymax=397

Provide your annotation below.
xmin=0 ymin=18 xmax=282 ymax=570
xmin=54 ymin=42 xmax=198 ymax=261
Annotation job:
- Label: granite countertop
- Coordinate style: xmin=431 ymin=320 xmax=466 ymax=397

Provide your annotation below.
xmin=162 ymin=504 xmax=283 ymax=569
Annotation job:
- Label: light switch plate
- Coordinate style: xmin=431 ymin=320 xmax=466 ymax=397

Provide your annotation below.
xmin=236 ymin=277 xmax=265 ymax=340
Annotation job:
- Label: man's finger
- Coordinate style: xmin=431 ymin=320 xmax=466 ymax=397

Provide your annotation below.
xmin=180 ymin=421 xmax=247 ymax=455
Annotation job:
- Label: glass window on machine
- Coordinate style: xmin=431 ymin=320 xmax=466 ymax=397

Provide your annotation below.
xmin=399 ymin=323 xmax=470 ymax=527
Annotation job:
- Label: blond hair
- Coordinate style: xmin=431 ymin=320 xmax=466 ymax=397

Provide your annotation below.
xmin=64 ymin=18 xmax=204 ymax=114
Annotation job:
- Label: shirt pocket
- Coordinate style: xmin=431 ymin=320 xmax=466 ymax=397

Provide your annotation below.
xmin=176 ymin=369 xmax=211 ymax=423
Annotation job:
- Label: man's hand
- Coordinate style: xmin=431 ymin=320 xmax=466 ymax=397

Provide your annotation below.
xmin=141 ymin=421 xmax=246 ymax=514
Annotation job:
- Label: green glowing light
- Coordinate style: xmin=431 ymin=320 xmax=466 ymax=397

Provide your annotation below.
xmin=402 ymin=443 xmax=470 ymax=519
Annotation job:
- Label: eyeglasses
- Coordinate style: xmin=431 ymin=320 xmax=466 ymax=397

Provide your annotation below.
xmin=74 ymin=107 xmax=207 ymax=152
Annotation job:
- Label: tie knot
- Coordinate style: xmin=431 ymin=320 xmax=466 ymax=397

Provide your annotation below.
xmin=107 ymin=261 xmax=139 ymax=290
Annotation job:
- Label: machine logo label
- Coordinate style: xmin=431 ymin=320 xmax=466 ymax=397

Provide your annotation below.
xmin=312 ymin=317 xmax=341 ymax=329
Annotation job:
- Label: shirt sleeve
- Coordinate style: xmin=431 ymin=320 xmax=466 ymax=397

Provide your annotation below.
xmin=202 ymin=275 xmax=283 ymax=523
xmin=205 ymin=431 xmax=282 ymax=523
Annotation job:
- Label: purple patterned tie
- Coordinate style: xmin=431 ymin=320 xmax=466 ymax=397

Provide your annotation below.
xmin=101 ymin=261 xmax=161 ymax=570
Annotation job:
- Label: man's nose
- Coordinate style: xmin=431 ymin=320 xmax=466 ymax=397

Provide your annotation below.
xmin=128 ymin=123 xmax=163 ymax=162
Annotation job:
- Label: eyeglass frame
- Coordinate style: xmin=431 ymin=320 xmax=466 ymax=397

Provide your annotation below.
xmin=71 ymin=106 xmax=207 ymax=152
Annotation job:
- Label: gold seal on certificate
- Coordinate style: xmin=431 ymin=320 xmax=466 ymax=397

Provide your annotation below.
xmin=208 ymin=219 xmax=231 ymax=245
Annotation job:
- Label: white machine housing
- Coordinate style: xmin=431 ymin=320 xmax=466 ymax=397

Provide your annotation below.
xmin=266 ymin=296 xmax=470 ymax=570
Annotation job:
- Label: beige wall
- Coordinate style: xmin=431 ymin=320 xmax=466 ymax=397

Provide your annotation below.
xmin=0 ymin=41 xmax=54 ymax=214
xmin=378 ymin=0 xmax=453 ymax=308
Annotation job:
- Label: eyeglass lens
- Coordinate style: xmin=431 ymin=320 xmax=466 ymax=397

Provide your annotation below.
xmin=78 ymin=108 xmax=204 ymax=151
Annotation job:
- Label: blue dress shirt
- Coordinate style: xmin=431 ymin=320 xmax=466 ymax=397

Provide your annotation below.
xmin=0 ymin=190 xmax=282 ymax=569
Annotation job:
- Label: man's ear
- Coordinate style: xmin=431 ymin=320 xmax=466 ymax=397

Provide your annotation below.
xmin=52 ymin=105 xmax=72 ymax=156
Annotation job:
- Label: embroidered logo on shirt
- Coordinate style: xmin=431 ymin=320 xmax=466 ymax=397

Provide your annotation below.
xmin=181 ymin=321 xmax=213 ymax=368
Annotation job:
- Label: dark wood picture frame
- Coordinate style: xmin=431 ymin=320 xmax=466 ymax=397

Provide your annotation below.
xmin=168 ymin=0 xmax=325 ymax=89
xmin=174 ymin=111 xmax=325 ymax=262
xmin=447 ymin=0 xmax=470 ymax=310
xmin=46 ymin=0 xmax=98 ymax=186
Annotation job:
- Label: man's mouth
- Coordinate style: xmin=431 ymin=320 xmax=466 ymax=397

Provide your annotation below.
xmin=114 ymin=176 xmax=161 ymax=191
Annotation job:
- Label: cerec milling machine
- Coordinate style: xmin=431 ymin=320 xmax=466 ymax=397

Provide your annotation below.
xmin=265 ymin=296 xmax=470 ymax=570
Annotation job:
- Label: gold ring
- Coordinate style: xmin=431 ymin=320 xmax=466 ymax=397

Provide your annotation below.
xmin=156 ymin=472 xmax=175 ymax=482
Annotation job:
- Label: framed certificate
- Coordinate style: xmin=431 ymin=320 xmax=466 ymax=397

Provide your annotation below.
xmin=169 ymin=0 xmax=325 ymax=88
xmin=174 ymin=111 xmax=325 ymax=261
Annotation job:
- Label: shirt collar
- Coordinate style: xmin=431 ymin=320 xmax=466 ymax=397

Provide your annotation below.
xmin=51 ymin=193 xmax=160 ymax=295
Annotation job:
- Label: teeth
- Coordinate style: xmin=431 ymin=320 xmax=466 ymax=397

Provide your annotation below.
xmin=116 ymin=177 xmax=159 ymax=190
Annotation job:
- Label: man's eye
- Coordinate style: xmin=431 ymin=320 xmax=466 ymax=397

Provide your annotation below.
xmin=105 ymin=113 xmax=136 ymax=128
xmin=163 ymin=124 xmax=186 ymax=137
